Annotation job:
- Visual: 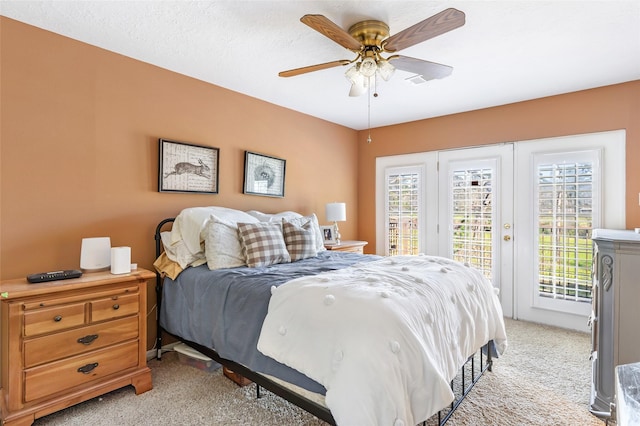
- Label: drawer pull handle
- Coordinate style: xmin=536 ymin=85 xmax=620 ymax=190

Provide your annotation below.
xmin=112 ymin=304 xmax=120 ymax=310
xmin=53 ymin=315 xmax=62 ymax=322
xmin=77 ymin=362 xmax=98 ymax=374
xmin=77 ymin=334 xmax=99 ymax=345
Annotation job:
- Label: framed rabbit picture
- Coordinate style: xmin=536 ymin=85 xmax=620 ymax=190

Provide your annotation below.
xmin=159 ymin=138 xmax=219 ymax=194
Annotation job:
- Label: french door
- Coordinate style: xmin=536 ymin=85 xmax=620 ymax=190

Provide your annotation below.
xmin=513 ymin=131 xmax=625 ymax=331
xmin=377 ymin=130 xmax=626 ymax=331
xmin=438 ymin=145 xmax=514 ymax=317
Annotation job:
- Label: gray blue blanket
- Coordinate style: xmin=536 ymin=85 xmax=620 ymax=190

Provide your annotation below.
xmin=160 ymin=251 xmax=381 ymax=394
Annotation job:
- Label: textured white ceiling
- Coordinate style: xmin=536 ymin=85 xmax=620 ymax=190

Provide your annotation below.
xmin=2 ymin=1 xmax=639 ymax=130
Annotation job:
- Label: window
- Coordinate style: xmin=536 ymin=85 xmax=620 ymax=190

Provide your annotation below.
xmin=385 ymin=166 xmax=422 ymax=255
xmin=450 ymin=167 xmax=494 ymax=279
xmin=536 ymin=157 xmax=597 ymax=303
xmin=376 ymin=152 xmax=436 ymax=256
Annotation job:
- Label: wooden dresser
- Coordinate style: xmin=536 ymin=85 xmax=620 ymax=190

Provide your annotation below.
xmin=0 ymin=269 xmax=154 ymax=425
xmin=324 ymin=240 xmax=368 ymax=254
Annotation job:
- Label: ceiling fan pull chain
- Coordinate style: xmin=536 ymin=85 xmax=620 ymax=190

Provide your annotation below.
xmin=367 ymin=80 xmax=372 ymax=144
xmin=373 ymin=74 xmax=379 ymax=98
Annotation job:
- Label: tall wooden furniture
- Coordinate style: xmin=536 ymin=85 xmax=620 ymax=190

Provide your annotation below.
xmin=590 ymin=229 xmax=640 ymax=418
xmin=0 ymin=269 xmax=154 ymax=425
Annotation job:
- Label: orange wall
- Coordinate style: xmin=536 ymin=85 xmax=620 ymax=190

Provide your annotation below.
xmin=357 ymin=81 xmax=640 ymax=253
xmin=0 ymin=17 xmax=360 ymax=282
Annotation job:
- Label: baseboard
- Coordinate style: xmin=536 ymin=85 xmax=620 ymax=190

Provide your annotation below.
xmin=146 ymin=341 xmax=179 ymax=361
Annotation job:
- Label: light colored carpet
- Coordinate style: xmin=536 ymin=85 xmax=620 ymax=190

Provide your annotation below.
xmin=34 ymin=318 xmax=604 ymax=425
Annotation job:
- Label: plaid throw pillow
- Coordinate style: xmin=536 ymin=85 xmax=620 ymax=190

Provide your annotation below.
xmin=237 ymin=222 xmax=291 ymax=268
xmin=286 ymin=214 xmax=326 ymax=252
xmin=282 ymin=220 xmax=318 ymax=261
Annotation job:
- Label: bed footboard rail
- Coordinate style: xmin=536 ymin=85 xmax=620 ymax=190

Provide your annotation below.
xmin=429 ymin=340 xmax=494 ymax=426
xmin=179 ymin=336 xmax=493 ymax=426
xmin=179 ymin=336 xmax=337 ymax=425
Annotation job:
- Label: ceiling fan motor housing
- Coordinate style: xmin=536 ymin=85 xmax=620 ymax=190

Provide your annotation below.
xmin=348 ymin=20 xmax=390 ymax=49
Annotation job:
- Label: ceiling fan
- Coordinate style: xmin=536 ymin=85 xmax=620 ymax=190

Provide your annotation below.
xmin=279 ymin=8 xmax=465 ymax=97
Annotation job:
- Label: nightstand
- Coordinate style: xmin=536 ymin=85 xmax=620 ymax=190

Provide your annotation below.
xmin=324 ymin=240 xmax=368 ymax=254
xmin=0 ymin=269 xmax=154 ymax=426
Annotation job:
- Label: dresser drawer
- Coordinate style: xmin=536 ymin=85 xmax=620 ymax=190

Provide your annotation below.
xmin=24 ymin=340 xmax=139 ymax=402
xmin=24 ymin=316 xmax=139 ymax=368
xmin=23 ymin=302 xmax=85 ymax=337
xmin=91 ymin=292 xmax=139 ymax=322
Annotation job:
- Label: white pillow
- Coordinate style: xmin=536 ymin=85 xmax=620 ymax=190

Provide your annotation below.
xmin=204 ymin=215 xmax=246 ymax=270
xmin=285 ymin=214 xmax=326 ymax=253
xmin=171 ymin=206 xmax=258 ymax=256
xmin=245 ymin=210 xmax=303 ymax=222
xmin=160 ymin=231 xmax=176 ymax=259
xmin=244 ymin=210 xmax=272 ymax=222
xmin=160 ymin=231 xmax=205 ymax=268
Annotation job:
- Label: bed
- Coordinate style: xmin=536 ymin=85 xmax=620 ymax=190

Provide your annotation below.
xmin=154 ymin=206 xmax=508 ymax=425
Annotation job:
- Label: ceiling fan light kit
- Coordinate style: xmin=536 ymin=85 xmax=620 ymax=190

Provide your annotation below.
xmin=345 ymin=65 xmax=369 ymax=97
xmin=279 ymin=8 xmax=466 ymax=97
xmin=345 ymin=58 xmax=392 ymax=97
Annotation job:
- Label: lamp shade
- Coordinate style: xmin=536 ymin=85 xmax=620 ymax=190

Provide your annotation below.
xmin=326 ymin=202 xmax=346 ymax=222
xmin=377 ymin=59 xmax=395 ymax=81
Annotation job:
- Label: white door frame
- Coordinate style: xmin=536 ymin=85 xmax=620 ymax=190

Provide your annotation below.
xmin=513 ymin=130 xmax=626 ymax=332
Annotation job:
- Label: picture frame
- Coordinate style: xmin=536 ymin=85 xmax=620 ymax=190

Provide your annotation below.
xmin=320 ymin=226 xmax=336 ymax=244
xmin=243 ymin=151 xmax=286 ymax=197
xmin=159 ymin=138 xmax=219 ymax=194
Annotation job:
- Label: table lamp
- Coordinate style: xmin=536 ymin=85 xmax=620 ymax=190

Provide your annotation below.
xmin=325 ymin=202 xmax=346 ymax=244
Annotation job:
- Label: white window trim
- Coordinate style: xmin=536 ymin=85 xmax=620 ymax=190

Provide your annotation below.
xmin=531 ymin=149 xmax=602 ymax=316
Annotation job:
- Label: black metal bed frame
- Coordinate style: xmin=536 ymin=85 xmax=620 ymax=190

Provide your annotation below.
xmin=154 ymin=218 xmax=493 ymax=426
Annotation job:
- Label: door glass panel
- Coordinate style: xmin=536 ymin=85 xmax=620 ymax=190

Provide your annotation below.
xmin=537 ymin=160 xmax=595 ymax=303
xmin=385 ymin=167 xmax=421 ymax=255
xmin=451 ymin=167 xmax=494 ymax=280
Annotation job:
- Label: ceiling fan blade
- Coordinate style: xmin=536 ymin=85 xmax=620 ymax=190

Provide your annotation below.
xmin=383 ymin=8 xmax=465 ymax=52
xmin=300 ymin=14 xmax=363 ymax=51
xmin=388 ymin=55 xmax=453 ymax=80
xmin=279 ymin=60 xmax=352 ymax=77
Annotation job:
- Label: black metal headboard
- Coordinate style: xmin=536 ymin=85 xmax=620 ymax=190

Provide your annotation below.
xmin=153 ymin=217 xmax=174 ymax=359
xmin=154 ymin=217 xmax=175 ymax=259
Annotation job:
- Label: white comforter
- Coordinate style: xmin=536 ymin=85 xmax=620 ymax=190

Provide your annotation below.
xmin=257 ymin=255 xmax=508 ymax=426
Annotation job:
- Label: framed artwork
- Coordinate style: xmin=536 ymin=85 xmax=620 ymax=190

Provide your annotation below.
xmin=243 ymin=151 xmax=286 ymax=197
xmin=320 ymin=226 xmax=336 ymax=244
xmin=159 ymin=138 xmax=219 ymax=194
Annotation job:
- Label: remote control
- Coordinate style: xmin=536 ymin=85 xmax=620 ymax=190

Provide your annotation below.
xmin=27 ymin=269 xmax=83 ymax=283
